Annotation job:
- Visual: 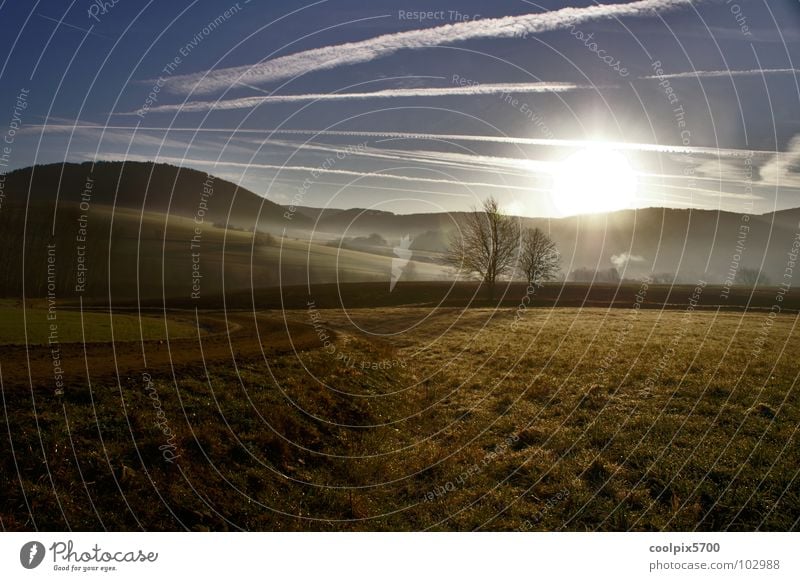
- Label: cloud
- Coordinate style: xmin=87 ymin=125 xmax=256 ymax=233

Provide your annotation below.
xmin=17 ymin=118 xmax=195 ymax=151
xmin=120 ymin=82 xmax=599 ymax=115
xmin=638 ymin=68 xmax=800 ymax=80
xmin=87 ymin=152 xmax=547 ymax=195
xmin=29 ymin=123 xmax=777 ymax=161
xmin=232 ymin=138 xmax=765 ymax=192
xmin=759 ymin=135 xmax=800 ymax=188
xmin=691 ymin=158 xmax=754 ymax=182
xmin=611 ymin=252 xmax=645 ymax=269
xmin=162 ymin=0 xmax=702 ymax=95
xmin=226 ymin=128 xmax=766 ymax=158
xmin=33 ymin=123 xmax=774 ymax=160
xmin=254 ymin=138 xmax=554 ymax=176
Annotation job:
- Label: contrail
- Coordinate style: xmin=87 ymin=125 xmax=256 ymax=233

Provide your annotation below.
xmin=224 ymin=128 xmax=764 ymax=158
xmin=27 ymin=124 xmax=771 ymax=157
xmin=639 ymin=67 xmax=800 ymax=80
xmin=161 ymin=0 xmax=705 ymax=94
xmin=90 ymin=153 xmax=549 ymax=195
xmin=120 ymin=82 xmax=599 ymax=115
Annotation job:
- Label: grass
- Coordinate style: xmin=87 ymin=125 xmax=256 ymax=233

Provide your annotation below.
xmin=0 ymin=301 xmax=198 ymax=344
xmin=1 ymin=306 xmax=798 ymax=531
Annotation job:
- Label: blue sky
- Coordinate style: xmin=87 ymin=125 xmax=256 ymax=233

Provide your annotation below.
xmin=1 ymin=0 xmax=799 ymax=216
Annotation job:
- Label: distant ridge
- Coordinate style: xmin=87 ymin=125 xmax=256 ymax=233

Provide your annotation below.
xmin=2 ymin=161 xmax=311 ymax=230
xmin=289 ymin=204 xmax=800 ymax=285
xmin=3 ymin=161 xmax=800 ymax=292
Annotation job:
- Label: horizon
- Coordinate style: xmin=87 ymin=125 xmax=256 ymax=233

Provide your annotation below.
xmin=6 ymin=158 xmax=800 ymax=219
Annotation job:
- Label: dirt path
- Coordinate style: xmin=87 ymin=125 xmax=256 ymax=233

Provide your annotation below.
xmin=0 ymin=310 xmax=322 ymax=392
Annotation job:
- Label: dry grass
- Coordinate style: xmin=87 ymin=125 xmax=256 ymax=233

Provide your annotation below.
xmin=2 ymin=306 xmax=798 ymax=530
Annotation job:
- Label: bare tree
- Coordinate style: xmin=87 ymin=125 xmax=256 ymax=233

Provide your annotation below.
xmin=444 ymin=196 xmax=520 ymax=299
xmin=518 ymin=227 xmax=560 ymax=286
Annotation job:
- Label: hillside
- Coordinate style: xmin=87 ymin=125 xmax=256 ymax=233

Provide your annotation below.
xmin=0 ymin=201 xmax=443 ymax=300
xmin=2 ymin=160 xmax=312 ymax=232
xmin=294 ymin=204 xmax=800 ymax=285
xmin=3 ymin=161 xmax=799 ymax=300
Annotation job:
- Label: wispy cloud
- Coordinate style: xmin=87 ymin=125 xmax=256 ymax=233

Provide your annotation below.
xmin=18 ymin=118 xmax=194 ymax=150
xmin=230 ymin=128 xmax=768 ymax=158
xmin=638 ymin=68 xmax=800 ymax=80
xmin=759 ymin=134 xmax=800 ymax=188
xmin=30 ymin=123 xmax=775 ymax=158
xmin=88 ymin=153 xmax=547 ymax=195
xmin=253 ymin=138 xmax=554 ymax=178
xmin=163 ymin=0 xmax=702 ymax=95
xmin=121 ymin=82 xmax=598 ymax=115
xmin=131 ymin=68 xmax=799 ymax=117
xmin=206 ymin=163 xmax=547 ymax=194
xmin=227 ymin=137 xmax=774 ymax=194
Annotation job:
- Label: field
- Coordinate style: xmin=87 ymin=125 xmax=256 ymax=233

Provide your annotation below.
xmin=2 ymin=284 xmax=798 ymax=531
xmin=0 ymin=301 xmax=199 ymax=345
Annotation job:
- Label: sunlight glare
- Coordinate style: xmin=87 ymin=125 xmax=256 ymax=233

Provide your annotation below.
xmin=551 ymin=145 xmax=637 ymax=217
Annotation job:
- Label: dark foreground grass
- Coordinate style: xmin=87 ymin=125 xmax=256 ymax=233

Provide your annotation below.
xmin=0 ymin=301 xmax=199 ymax=345
xmin=1 ymin=307 xmax=798 ymax=531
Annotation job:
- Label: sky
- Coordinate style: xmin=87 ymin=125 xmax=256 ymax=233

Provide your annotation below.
xmin=1 ymin=0 xmax=799 ymax=217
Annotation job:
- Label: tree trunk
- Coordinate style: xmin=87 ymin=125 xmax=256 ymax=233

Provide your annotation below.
xmin=485 ymin=275 xmax=495 ymax=301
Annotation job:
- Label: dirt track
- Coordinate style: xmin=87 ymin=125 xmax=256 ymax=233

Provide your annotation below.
xmin=0 ymin=310 xmax=322 ymax=392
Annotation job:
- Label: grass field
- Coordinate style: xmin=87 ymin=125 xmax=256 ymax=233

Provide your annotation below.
xmin=2 ymin=301 xmax=798 ymax=531
xmin=0 ymin=301 xmax=199 ymax=345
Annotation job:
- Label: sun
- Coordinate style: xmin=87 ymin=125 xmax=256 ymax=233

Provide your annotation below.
xmin=551 ymin=145 xmax=637 ymax=217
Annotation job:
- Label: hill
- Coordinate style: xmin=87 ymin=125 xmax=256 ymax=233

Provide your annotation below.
xmin=3 ymin=160 xmax=799 ymax=300
xmin=293 ymin=204 xmax=800 ymax=286
xmin=2 ymin=160 xmax=312 ymax=232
